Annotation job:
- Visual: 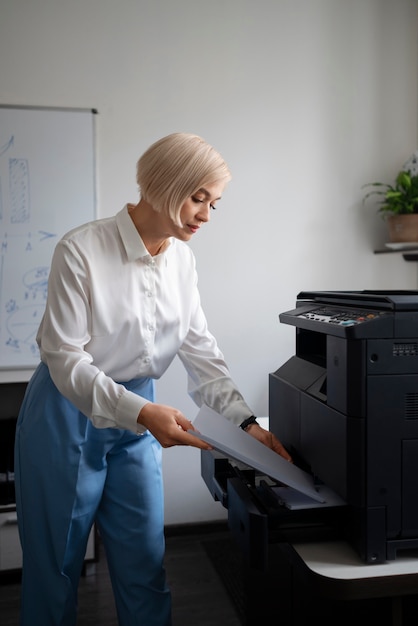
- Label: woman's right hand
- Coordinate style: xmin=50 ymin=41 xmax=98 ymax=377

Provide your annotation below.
xmin=137 ymin=402 xmax=212 ymax=450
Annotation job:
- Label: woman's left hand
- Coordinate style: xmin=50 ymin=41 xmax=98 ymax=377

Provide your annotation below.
xmin=245 ymin=423 xmax=292 ymax=462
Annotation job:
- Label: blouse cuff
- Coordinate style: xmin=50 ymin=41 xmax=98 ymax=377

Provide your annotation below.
xmin=221 ymin=400 xmax=254 ymax=427
xmin=116 ymin=389 xmax=149 ymax=435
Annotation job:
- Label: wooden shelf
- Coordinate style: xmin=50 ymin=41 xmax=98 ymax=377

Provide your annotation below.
xmin=374 ymin=248 xmax=418 ymax=261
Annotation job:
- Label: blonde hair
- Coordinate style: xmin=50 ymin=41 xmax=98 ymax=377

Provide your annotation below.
xmin=136 ymin=133 xmax=231 ymax=225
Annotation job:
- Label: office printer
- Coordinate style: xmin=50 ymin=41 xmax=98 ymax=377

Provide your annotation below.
xmin=272 ymin=289 xmax=418 ymax=564
xmin=201 ymin=290 xmax=418 ymax=567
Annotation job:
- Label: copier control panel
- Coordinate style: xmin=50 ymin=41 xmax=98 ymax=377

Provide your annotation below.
xmin=295 ymin=306 xmax=387 ymax=328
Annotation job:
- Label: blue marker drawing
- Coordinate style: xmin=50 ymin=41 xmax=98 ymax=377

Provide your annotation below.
xmin=0 ymin=136 xmax=14 ymax=157
xmin=23 ymin=266 xmax=49 ymax=295
xmin=2 ymin=265 xmax=49 ymax=358
xmin=0 ymin=133 xmax=53 ymax=365
xmin=0 ymin=136 xmax=14 ymax=221
xmin=0 ymin=135 xmax=50 ymax=365
xmin=6 ymin=303 xmax=45 ymax=348
xmin=38 ymin=230 xmax=56 ymax=241
xmin=10 ymin=158 xmax=30 ymax=223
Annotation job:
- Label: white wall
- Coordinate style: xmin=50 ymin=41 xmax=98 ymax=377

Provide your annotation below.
xmin=1 ymin=0 xmax=417 ymax=525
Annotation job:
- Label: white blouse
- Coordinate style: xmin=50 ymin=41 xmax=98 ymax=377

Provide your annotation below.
xmin=37 ymin=205 xmax=253 ymax=434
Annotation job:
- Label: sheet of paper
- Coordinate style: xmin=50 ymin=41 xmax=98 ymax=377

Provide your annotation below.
xmin=189 ymin=405 xmax=325 ymax=503
xmin=272 ymin=485 xmax=346 ymax=510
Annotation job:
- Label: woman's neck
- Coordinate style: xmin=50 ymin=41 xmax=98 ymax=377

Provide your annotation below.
xmin=128 ymin=200 xmax=170 ymax=256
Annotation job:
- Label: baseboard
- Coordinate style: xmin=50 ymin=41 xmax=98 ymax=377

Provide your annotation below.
xmin=164 ymin=520 xmax=229 ymax=537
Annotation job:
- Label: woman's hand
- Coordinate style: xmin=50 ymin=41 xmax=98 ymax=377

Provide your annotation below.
xmin=138 ymin=402 xmax=212 ymax=449
xmin=245 ymin=422 xmax=293 ymax=462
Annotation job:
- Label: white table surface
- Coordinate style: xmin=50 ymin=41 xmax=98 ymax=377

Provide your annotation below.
xmin=293 ymin=540 xmax=418 ymax=580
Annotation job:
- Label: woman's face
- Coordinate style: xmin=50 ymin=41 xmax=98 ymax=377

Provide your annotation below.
xmin=172 ymin=180 xmax=227 ymax=242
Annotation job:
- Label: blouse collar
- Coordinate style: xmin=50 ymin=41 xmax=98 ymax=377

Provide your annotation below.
xmin=116 ymin=205 xmax=171 ymax=262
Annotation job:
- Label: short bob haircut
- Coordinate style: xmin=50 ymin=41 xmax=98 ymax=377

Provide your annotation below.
xmin=136 ymin=133 xmax=231 ymax=226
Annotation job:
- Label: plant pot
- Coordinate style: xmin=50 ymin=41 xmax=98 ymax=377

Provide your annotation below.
xmin=387 ymin=214 xmax=418 ymax=243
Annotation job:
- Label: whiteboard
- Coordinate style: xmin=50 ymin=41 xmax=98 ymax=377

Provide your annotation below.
xmin=0 ymin=106 xmax=96 ymax=370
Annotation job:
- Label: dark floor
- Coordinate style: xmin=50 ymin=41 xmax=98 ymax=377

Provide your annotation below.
xmin=0 ymin=523 xmax=243 ymax=626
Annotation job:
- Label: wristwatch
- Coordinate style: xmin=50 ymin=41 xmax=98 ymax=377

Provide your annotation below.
xmin=239 ymin=415 xmax=258 ymax=431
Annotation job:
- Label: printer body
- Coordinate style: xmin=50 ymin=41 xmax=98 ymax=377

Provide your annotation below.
xmin=269 ymin=290 xmax=418 ymax=564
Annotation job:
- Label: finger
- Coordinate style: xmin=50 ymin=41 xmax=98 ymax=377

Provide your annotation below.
xmin=271 ymin=438 xmax=293 ymax=462
xmin=174 ymin=429 xmax=213 ymax=450
xmin=176 ymin=417 xmax=195 ymax=432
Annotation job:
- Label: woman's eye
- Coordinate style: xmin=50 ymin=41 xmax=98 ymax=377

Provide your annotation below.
xmin=191 ymin=197 xmax=217 ymax=210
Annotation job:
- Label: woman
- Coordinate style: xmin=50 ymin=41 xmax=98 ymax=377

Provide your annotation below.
xmin=15 ymin=132 xmax=291 ymax=626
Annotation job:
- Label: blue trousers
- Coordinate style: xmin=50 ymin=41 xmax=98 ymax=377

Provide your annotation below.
xmin=14 ymin=362 xmax=172 ymax=626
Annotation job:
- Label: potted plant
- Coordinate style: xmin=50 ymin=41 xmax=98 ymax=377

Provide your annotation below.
xmin=362 ymin=169 xmax=418 ymax=243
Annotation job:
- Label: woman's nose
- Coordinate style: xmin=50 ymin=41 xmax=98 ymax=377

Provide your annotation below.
xmin=197 ymin=204 xmax=211 ymax=223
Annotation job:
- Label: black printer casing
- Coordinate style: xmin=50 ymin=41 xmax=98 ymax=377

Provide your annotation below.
xmin=269 ymin=290 xmax=418 ymax=564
